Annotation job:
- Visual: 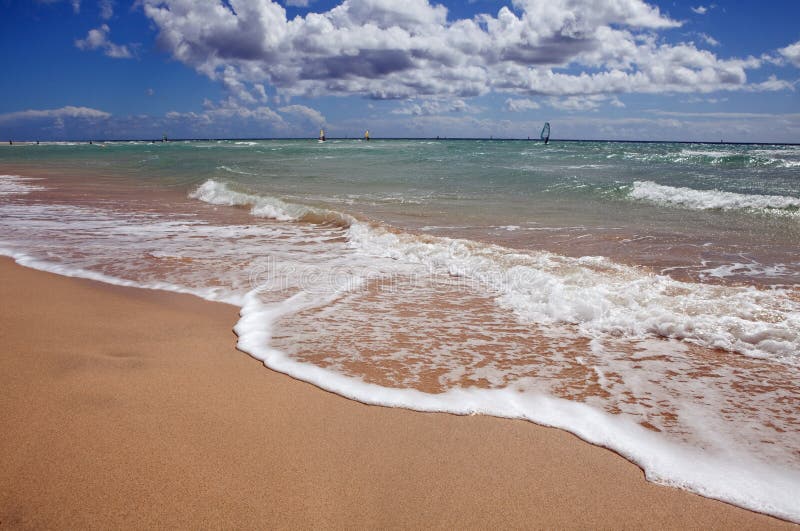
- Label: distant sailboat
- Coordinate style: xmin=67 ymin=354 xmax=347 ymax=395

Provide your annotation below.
xmin=364 ymin=130 xmax=370 ymax=141
xmin=540 ymin=122 xmax=551 ymax=144
xmin=319 ymin=128 xmax=326 ymax=142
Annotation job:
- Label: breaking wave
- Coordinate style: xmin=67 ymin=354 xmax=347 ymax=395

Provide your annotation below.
xmin=629 ymin=181 xmax=800 ymax=214
xmin=190 ymin=179 xmax=355 ymax=228
xmin=189 ymin=181 xmax=800 ymax=365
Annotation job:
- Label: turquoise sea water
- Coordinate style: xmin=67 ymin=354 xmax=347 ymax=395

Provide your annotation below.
xmin=2 ymin=139 xmax=799 ymax=520
xmin=6 ymin=139 xmax=800 ymax=282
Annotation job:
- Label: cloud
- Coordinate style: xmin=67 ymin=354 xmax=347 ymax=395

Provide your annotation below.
xmin=202 ymin=99 xmax=285 ymax=124
xmin=697 ymin=33 xmax=719 ymax=47
xmin=253 ymin=83 xmax=268 ymax=102
xmin=139 ymin=0 xmax=789 ymax=104
xmin=779 ymin=40 xmax=800 ymax=68
xmin=690 ymin=6 xmax=709 ymax=15
xmin=745 ymin=75 xmax=795 ymax=92
xmin=163 ymin=98 xmax=287 ymax=135
xmin=546 ymin=94 xmax=626 ymax=111
xmin=4 ymin=102 xmax=799 ymax=143
xmin=99 ymin=0 xmax=114 ymax=19
xmin=285 ymin=0 xmax=312 ymax=5
xmin=143 ymin=98 xmax=336 ymax=138
xmin=33 ymin=0 xmax=81 ymax=13
xmin=548 ymin=95 xmax=602 ymax=111
xmin=647 ymin=110 xmax=800 ymax=120
xmin=75 ymin=24 xmax=132 ymax=58
xmin=683 ymin=96 xmax=728 ymax=104
xmin=391 ymin=99 xmax=473 ymax=115
xmin=14 ymin=0 xmax=800 ymax=142
xmin=504 ymin=98 xmax=540 ymax=112
xmin=278 ymin=104 xmax=326 ymax=125
xmin=0 ymin=105 xmax=112 ymax=139
xmin=0 ymin=106 xmax=111 ymax=125
xmin=221 ymin=68 xmax=259 ymax=103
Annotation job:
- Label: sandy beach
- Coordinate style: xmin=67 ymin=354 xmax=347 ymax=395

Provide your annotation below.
xmin=0 ymin=256 xmax=793 ymax=528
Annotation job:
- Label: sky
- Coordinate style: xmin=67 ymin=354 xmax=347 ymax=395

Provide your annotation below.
xmin=1 ymin=0 xmax=799 ymax=142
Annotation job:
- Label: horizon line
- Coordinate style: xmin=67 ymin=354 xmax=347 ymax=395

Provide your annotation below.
xmin=0 ymin=136 xmax=800 ymax=146
xmin=4 ymin=137 xmax=799 ymax=146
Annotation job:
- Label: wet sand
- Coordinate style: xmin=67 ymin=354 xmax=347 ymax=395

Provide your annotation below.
xmin=0 ymin=257 xmax=794 ymax=528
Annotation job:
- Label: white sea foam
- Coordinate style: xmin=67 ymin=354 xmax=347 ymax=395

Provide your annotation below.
xmin=699 ymin=262 xmax=795 ymax=280
xmin=620 ymin=148 xmax=800 ymax=168
xmin=234 ymin=289 xmax=800 ymax=523
xmin=630 ymin=181 xmax=800 ymax=213
xmin=679 ymin=148 xmax=800 ymax=168
xmin=0 ymin=194 xmax=343 ymax=306
xmin=679 ymin=149 xmax=736 ymax=159
xmin=346 ymin=223 xmax=800 ymax=364
xmin=0 ymin=175 xmax=45 ymax=196
xmin=0 ymin=247 xmax=243 ymax=305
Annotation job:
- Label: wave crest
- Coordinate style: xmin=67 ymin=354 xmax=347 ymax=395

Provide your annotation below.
xmin=630 ymin=181 xmax=800 ymax=213
xmin=189 ymin=179 xmax=354 ymax=228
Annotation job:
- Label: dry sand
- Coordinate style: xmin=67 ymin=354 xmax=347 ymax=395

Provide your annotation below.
xmin=0 ymin=257 xmax=794 ymax=528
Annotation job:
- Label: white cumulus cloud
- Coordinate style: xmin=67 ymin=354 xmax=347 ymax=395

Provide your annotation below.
xmin=697 ymin=33 xmax=720 ymax=47
xmin=75 ymin=24 xmax=132 ymax=58
xmin=504 ymin=98 xmax=540 ymax=112
xmin=392 ymin=99 xmax=473 ymax=115
xmin=139 ymin=0 xmax=786 ymax=103
xmin=779 ymin=40 xmax=800 ymax=68
xmin=0 ymin=106 xmax=111 ymax=124
xmin=278 ymin=104 xmax=326 ymax=125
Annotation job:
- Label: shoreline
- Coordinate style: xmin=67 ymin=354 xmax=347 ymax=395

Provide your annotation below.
xmin=0 ymin=256 xmax=794 ymax=528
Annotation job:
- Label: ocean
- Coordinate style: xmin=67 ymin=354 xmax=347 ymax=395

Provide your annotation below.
xmin=1 ymin=139 xmax=799 ymax=520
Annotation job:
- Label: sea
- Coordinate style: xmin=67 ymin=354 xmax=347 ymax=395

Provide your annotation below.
xmin=1 ymin=139 xmax=799 ymax=521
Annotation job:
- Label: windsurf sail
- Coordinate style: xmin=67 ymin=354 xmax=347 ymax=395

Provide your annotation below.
xmin=319 ymin=129 xmax=326 ymax=141
xmin=540 ymin=122 xmax=550 ymax=144
xmin=364 ymin=130 xmax=370 ymax=141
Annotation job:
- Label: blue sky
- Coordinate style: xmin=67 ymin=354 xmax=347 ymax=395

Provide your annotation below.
xmin=1 ymin=0 xmax=799 ymax=141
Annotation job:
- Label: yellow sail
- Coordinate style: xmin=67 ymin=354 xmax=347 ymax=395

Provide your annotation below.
xmin=364 ymin=130 xmax=370 ymax=141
